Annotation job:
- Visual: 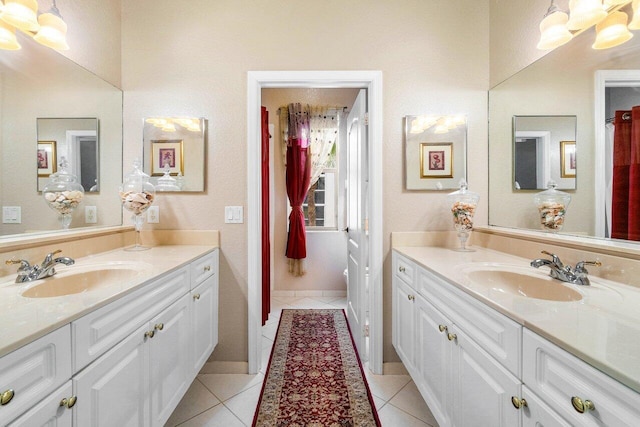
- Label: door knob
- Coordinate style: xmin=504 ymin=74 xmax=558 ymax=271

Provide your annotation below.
xmin=571 ymin=396 xmax=595 ymax=413
xmin=60 ymin=396 xmax=77 ymax=409
xmin=511 ymin=396 xmax=528 ymax=409
xmin=0 ymin=389 xmax=14 ymax=405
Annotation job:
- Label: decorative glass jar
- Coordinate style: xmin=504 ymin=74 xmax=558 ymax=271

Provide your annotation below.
xmin=42 ymin=157 xmax=84 ymax=229
xmin=534 ymin=181 xmax=571 ymax=232
xmin=119 ymin=159 xmax=155 ymax=250
xmin=447 ymin=179 xmax=480 ymax=251
xmin=155 ymin=164 xmax=181 ymax=191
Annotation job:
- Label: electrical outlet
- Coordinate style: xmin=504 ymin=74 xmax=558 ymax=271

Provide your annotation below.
xmin=85 ymin=206 xmax=97 ymax=223
xmin=147 ymin=206 xmax=159 ymax=223
xmin=2 ymin=206 xmax=21 ymax=224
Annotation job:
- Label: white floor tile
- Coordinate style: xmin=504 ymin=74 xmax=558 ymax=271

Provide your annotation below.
xmin=373 ymin=395 xmax=387 ymax=411
xmin=363 ymin=372 xmax=412 ymax=401
xmin=289 ymin=297 xmax=335 ymax=309
xmin=328 ymin=297 xmax=348 ymax=309
xmin=389 ymin=381 xmax=438 ymax=425
xmin=378 ymin=403 xmax=431 ymax=427
xmin=271 ymin=295 xmax=302 ymax=305
xmin=197 ymin=373 xmax=264 ymax=402
xmin=224 ymin=383 xmax=263 ymax=425
xmin=261 ymin=322 xmax=279 ymax=341
xmin=165 ymin=379 xmax=221 ymax=427
xmin=175 ymin=404 xmax=245 ymax=427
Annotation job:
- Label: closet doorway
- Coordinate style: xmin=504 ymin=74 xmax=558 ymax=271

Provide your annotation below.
xmin=247 ymin=71 xmax=383 ymax=375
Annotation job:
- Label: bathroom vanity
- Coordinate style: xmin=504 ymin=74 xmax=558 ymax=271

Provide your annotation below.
xmin=0 ymin=245 xmax=218 ymax=426
xmin=392 ymin=244 xmax=640 ymax=427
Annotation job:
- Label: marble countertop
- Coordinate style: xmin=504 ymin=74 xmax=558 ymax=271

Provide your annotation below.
xmin=0 ymin=245 xmax=217 ymax=358
xmin=394 ymin=245 xmax=640 ymax=393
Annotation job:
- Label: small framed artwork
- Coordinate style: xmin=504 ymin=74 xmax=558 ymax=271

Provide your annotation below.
xmin=560 ymin=141 xmax=576 ymax=178
xmin=37 ymin=141 xmax=57 ymax=177
xmin=151 ymin=140 xmax=184 ymax=176
xmin=420 ymin=142 xmax=453 ymax=178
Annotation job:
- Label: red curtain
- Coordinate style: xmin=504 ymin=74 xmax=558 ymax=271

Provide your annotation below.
xmin=261 ymin=107 xmax=270 ymax=325
xmin=285 ymin=104 xmax=311 ymax=275
xmin=611 ymin=107 xmax=640 ymax=241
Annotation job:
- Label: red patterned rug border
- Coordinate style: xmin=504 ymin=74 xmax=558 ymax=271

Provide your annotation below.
xmin=252 ymin=309 xmax=381 ymax=427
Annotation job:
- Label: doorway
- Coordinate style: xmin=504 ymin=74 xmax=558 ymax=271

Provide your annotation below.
xmin=247 ymin=71 xmax=383 ymax=375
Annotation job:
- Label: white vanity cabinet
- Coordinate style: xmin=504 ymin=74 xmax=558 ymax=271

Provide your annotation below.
xmin=393 ymin=251 xmax=522 ymax=427
xmin=0 ymin=248 xmax=219 ymax=427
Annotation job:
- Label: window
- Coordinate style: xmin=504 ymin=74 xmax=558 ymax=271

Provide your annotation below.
xmin=302 ymin=170 xmax=337 ymax=229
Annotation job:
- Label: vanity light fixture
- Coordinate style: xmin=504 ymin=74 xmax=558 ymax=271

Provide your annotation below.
xmin=409 ymin=115 xmax=465 ymax=135
xmin=593 ymin=10 xmax=633 ymax=48
xmin=0 ymin=19 xmax=21 ymax=49
xmin=0 ymin=0 xmax=70 ymax=51
xmin=146 ymin=117 xmax=202 ymax=133
xmin=538 ymin=0 xmax=638 ymax=50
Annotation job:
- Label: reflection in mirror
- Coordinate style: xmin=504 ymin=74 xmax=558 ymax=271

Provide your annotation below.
xmin=143 ymin=117 xmax=206 ymax=192
xmin=404 ymin=115 xmax=467 ymax=190
xmin=37 ymin=118 xmax=99 ymax=192
xmin=489 ymin=14 xmax=640 ymax=240
xmin=513 ymin=116 xmax=576 ymax=190
xmin=0 ymin=33 xmax=123 ymax=238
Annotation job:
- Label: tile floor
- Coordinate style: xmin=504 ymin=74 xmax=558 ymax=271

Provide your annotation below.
xmin=165 ymin=295 xmax=439 ymax=427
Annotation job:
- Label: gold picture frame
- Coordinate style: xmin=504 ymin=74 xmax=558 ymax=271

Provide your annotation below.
xmin=560 ymin=140 xmax=576 ymax=178
xmin=151 ymin=139 xmax=184 ymax=176
xmin=420 ymin=142 xmax=453 ymax=178
xmin=37 ymin=141 xmax=57 ymax=177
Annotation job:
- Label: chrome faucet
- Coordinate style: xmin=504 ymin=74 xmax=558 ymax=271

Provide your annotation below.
xmin=5 ymin=250 xmax=75 ymax=283
xmin=530 ymin=250 xmax=601 ymax=286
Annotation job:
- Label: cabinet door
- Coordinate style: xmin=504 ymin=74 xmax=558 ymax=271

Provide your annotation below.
xmin=521 ymin=386 xmax=571 ymax=427
xmin=415 ymin=296 xmax=452 ymax=427
xmin=191 ymin=275 xmax=218 ymax=377
xmin=149 ymin=293 xmax=191 ymax=427
xmin=74 ymin=324 xmax=150 ymax=427
xmin=393 ymin=277 xmax=416 ymax=372
xmin=0 ymin=325 xmax=71 ymax=426
xmin=8 ymin=381 xmax=73 ymax=427
xmin=450 ymin=328 xmax=521 ymax=427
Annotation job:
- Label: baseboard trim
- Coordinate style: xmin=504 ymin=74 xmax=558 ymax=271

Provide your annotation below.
xmin=272 ymin=290 xmax=347 ymax=298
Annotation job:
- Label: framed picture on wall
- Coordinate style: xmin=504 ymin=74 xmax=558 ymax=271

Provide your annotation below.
xmin=420 ymin=142 xmax=453 ymax=178
xmin=151 ymin=140 xmax=184 ymax=176
xmin=37 ymin=141 xmax=57 ymax=177
xmin=560 ymin=140 xmax=576 ymax=178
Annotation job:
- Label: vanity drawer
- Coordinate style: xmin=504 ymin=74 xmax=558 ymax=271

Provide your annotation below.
xmin=417 ymin=265 xmax=522 ymax=377
xmin=523 ymin=329 xmax=640 ymax=426
xmin=191 ymin=250 xmax=217 ymax=289
xmin=393 ymin=252 xmax=415 ymax=288
xmin=73 ymin=266 xmax=190 ymax=372
xmin=0 ymin=325 xmax=71 ymax=426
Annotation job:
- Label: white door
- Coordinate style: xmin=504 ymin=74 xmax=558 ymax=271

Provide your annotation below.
xmin=346 ymin=89 xmax=368 ymax=357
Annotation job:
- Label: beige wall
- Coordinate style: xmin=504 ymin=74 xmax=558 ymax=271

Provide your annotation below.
xmin=122 ymin=0 xmax=490 ymax=364
xmin=262 ymin=88 xmax=358 ymax=292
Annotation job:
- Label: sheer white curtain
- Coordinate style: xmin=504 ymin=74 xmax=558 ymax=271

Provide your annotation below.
xmin=280 ymin=105 xmax=340 ymax=190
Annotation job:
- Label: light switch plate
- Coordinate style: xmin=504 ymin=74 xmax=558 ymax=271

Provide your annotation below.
xmin=225 ymin=206 xmax=244 ymax=224
xmin=147 ymin=206 xmax=159 ymax=223
xmin=85 ymin=206 xmax=97 ymax=223
xmin=2 ymin=206 xmax=21 ymax=224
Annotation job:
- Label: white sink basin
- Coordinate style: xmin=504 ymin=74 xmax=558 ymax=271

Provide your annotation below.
xmin=21 ymin=263 xmax=149 ymax=298
xmin=464 ymin=265 xmax=583 ymax=302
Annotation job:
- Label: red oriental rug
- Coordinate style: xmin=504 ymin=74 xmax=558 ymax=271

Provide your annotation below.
xmin=252 ymin=309 xmax=381 ymax=427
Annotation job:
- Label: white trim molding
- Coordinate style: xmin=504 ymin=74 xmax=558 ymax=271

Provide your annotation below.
xmin=246 ymin=70 xmax=384 ymax=374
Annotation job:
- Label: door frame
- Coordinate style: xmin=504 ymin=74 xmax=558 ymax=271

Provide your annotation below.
xmin=247 ymin=70 xmax=383 ymax=374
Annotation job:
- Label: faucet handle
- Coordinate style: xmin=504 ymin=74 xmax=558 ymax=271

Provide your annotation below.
xmin=575 ymin=260 xmax=602 ymax=273
xmin=541 ymin=250 xmax=563 ymax=267
xmin=43 ymin=250 xmax=62 ymax=264
xmin=5 ymin=259 xmax=32 ymax=271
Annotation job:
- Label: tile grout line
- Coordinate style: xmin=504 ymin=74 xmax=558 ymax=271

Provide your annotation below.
xmin=384 ymin=380 xmax=435 ymax=426
xmin=173 ymin=377 xmax=223 ymax=427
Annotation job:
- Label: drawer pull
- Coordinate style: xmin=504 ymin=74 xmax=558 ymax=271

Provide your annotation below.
xmin=0 ymin=389 xmax=14 ymax=405
xmin=571 ymin=396 xmax=595 ymax=414
xmin=193 ymin=293 xmax=201 ymax=300
xmin=60 ymin=396 xmax=77 ymax=409
xmin=447 ymin=333 xmax=457 ymax=341
xmin=399 ymin=266 xmax=406 ymax=273
xmin=511 ymin=396 xmax=528 ymax=409
xmin=407 ymin=294 xmax=415 ymax=301
xmin=204 ymin=265 xmax=211 ymax=272
xmin=154 ymin=323 xmax=164 ymax=331
xmin=144 ymin=330 xmax=155 ymax=339
xmin=438 ymin=324 xmax=448 ymax=333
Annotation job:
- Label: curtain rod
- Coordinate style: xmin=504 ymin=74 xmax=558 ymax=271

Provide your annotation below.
xmin=606 ymin=111 xmax=632 ymax=123
xmin=275 ymin=106 xmax=348 ymax=115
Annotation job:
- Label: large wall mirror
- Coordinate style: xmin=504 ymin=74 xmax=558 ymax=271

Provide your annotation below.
xmin=0 ymin=34 xmax=123 ymax=237
xmin=489 ymin=6 xmax=640 ymax=241
xmin=143 ymin=117 xmax=206 ymax=192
